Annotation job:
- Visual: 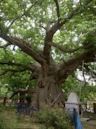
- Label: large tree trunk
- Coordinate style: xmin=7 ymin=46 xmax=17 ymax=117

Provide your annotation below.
xmin=31 ymin=75 xmax=65 ymax=109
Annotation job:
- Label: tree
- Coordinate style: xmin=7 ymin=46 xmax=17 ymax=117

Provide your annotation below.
xmin=0 ymin=0 xmax=96 ymax=108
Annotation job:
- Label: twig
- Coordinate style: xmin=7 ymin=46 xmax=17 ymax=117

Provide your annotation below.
xmin=82 ymin=61 xmax=87 ymax=86
xmin=52 ymin=42 xmax=83 ymax=53
xmin=50 ymin=93 xmax=61 ymax=107
xmin=7 ymin=1 xmax=38 ymax=30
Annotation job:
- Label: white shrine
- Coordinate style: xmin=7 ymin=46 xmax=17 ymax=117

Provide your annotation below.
xmin=65 ymin=92 xmax=80 ymax=114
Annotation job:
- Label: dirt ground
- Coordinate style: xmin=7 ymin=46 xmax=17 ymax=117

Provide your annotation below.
xmin=83 ymin=121 xmax=96 ymax=129
xmin=82 ymin=112 xmax=96 ymax=129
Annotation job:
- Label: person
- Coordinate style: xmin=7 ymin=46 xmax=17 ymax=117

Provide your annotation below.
xmin=26 ymin=95 xmax=32 ymax=106
xmin=73 ymin=108 xmax=83 ymax=129
xmin=16 ymin=99 xmax=25 ymax=114
xmin=25 ymin=95 xmax=32 ymax=115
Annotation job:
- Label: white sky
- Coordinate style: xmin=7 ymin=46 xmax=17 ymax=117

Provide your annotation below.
xmin=76 ymin=69 xmax=96 ymax=86
xmin=73 ymin=0 xmax=80 ymax=4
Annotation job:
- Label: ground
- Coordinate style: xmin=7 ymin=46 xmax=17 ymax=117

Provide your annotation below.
xmin=82 ymin=112 xmax=96 ymax=129
xmin=0 ymin=106 xmax=96 ymax=129
xmin=83 ymin=121 xmax=96 ymax=129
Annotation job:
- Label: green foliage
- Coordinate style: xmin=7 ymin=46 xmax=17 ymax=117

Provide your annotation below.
xmin=84 ymin=31 xmax=96 ymax=48
xmin=62 ymin=75 xmax=96 ymax=101
xmin=37 ymin=108 xmax=73 ymax=129
xmin=80 ymin=85 xmax=96 ymax=101
xmin=62 ymin=75 xmax=82 ymax=99
xmin=0 ymin=120 xmax=6 ymax=129
xmin=0 ymin=105 xmax=29 ymax=129
xmin=0 ymin=110 xmax=9 ymax=129
xmin=0 ymin=48 xmax=36 ymax=92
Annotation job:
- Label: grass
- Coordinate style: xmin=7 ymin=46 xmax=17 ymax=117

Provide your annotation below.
xmin=0 ymin=105 xmax=74 ymax=129
xmin=0 ymin=105 xmax=39 ymax=129
xmin=0 ymin=105 xmax=96 ymax=129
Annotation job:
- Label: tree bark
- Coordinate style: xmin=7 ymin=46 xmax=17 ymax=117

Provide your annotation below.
xmin=31 ymin=73 xmax=65 ymax=109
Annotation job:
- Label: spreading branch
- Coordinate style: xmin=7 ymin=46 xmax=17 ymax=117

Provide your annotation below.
xmin=43 ymin=1 xmax=91 ymax=64
xmin=0 ymin=35 xmax=44 ymax=64
xmin=57 ymin=47 xmax=96 ymax=83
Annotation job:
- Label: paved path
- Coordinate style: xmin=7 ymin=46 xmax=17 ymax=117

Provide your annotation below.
xmin=82 ymin=118 xmax=96 ymax=129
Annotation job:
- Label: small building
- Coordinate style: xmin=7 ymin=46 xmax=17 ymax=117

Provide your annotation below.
xmin=65 ymin=92 xmax=81 ymax=114
xmin=86 ymin=100 xmax=96 ymax=113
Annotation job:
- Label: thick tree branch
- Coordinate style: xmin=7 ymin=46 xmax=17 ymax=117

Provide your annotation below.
xmin=57 ymin=48 xmax=96 ymax=83
xmin=0 ymin=34 xmax=44 ymax=64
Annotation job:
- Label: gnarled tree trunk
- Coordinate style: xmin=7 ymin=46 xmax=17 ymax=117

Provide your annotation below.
xmin=31 ymin=63 xmax=65 ymax=109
